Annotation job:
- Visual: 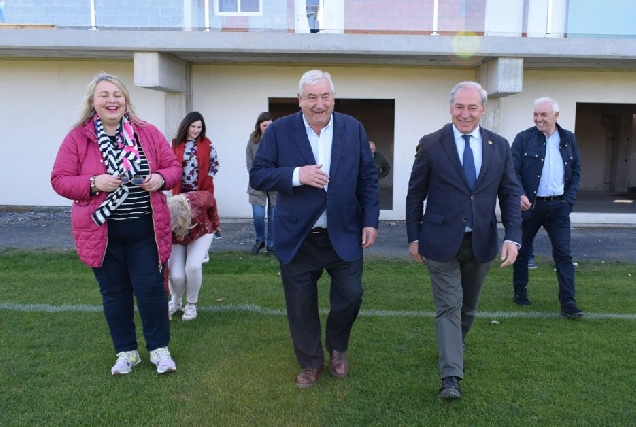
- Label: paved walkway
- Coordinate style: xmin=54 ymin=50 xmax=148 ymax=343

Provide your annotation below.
xmin=1 ymin=206 xmax=634 ymax=263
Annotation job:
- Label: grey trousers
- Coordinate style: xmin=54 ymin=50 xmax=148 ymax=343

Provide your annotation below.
xmin=426 ymin=233 xmax=491 ymax=379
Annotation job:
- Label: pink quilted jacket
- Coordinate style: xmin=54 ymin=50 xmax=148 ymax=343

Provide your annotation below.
xmin=51 ymin=119 xmax=182 ymax=267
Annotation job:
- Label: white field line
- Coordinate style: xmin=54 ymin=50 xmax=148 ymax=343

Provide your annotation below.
xmin=1 ymin=302 xmax=636 ymax=320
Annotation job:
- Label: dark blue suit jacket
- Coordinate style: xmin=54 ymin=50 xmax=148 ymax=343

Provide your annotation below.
xmin=250 ymin=112 xmax=380 ymax=265
xmin=406 ymin=124 xmax=522 ymax=263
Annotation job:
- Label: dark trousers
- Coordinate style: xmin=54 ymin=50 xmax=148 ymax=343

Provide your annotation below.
xmin=426 ymin=233 xmax=491 ymax=379
xmin=279 ymin=232 xmax=363 ymax=369
xmin=93 ymin=215 xmax=170 ymax=353
xmin=513 ymin=199 xmax=576 ymax=307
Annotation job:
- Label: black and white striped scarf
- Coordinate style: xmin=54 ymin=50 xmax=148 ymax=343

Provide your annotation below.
xmin=92 ymin=114 xmax=141 ymax=225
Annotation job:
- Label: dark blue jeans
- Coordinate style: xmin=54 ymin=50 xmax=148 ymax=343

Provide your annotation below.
xmin=513 ymin=199 xmax=577 ymax=307
xmin=252 ymin=203 xmax=275 ymax=247
xmin=93 ymin=214 xmax=170 ymax=353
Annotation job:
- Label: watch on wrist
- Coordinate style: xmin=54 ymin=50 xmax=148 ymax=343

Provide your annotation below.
xmin=90 ymin=175 xmax=100 ymax=195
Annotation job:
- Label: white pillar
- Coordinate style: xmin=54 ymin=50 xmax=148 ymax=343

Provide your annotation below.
xmin=527 ymin=0 xmax=566 ymax=38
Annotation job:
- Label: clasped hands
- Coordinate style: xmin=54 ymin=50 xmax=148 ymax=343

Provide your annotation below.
xmin=299 ymin=165 xmax=376 ymax=249
xmin=91 ymin=173 xmax=164 ymax=193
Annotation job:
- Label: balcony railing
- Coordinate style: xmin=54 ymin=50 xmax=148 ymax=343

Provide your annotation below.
xmin=0 ymin=0 xmax=634 ymax=39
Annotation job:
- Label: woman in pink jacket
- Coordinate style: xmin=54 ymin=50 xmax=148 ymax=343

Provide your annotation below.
xmin=51 ymin=72 xmax=182 ymax=376
xmin=167 ymin=191 xmax=220 ymax=321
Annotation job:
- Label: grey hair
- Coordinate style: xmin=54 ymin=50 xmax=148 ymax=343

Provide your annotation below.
xmin=534 ymin=97 xmax=560 ymax=113
xmin=298 ymin=70 xmax=336 ymax=97
xmin=73 ymin=72 xmax=140 ymax=129
xmin=167 ymin=194 xmax=193 ymax=241
xmin=449 ymin=81 xmax=488 ymax=106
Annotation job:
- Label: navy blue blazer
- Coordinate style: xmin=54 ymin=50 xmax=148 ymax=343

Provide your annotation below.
xmin=406 ymin=124 xmax=522 ymax=263
xmin=250 ymin=112 xmax=380 ymax=265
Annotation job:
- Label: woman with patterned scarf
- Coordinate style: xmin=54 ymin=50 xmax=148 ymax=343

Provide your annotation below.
xmin=51 ymin=72 xmax=182 ymax=376
xmin=171 ymin=111 xmax=220 ymax=196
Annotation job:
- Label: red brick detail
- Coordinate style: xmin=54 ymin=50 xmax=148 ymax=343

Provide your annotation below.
xmin=221 ymin=16 xmax=249 ymax=32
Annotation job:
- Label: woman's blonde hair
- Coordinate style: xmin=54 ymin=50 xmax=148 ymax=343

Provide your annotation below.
xmin=73 ymin=71 xmax=141 ymax=128
xmin=168 ymin=194 xmax=193 ymax=240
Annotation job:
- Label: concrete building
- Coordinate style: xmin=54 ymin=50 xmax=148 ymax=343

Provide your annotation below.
xmin=1 ymin=0 xmax=635 ymax=224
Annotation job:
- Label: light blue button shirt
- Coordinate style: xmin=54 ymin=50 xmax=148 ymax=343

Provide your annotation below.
xmin=537 ymin=130 xmax=565 ymax=197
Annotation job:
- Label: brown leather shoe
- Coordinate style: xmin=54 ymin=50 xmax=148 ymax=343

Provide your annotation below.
xmin=296 ymin=366 xmax=323 ymax=389
xmin=328 ymin=350 xmax=349 ymax=378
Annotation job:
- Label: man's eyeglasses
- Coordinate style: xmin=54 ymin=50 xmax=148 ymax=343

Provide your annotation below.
xmin=120 ymin=175 xmax=145 ymax=185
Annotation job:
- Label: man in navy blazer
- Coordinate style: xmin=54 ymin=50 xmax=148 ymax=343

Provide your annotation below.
xmin=250 ymin=70 xmax=379 ymax=388
xmin=406 ymin=81 xmax=521 ymax=399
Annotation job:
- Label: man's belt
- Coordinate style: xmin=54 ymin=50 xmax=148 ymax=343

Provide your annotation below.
xmin=536 ymin=195 xmax=563 ymax=201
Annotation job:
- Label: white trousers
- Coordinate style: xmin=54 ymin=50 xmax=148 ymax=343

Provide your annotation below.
xmin=168 ymin=233 xmax=214 ymax=305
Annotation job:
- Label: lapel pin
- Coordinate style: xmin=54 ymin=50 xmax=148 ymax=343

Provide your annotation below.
xmin=488 ymin=140 xmax=493 ymax=145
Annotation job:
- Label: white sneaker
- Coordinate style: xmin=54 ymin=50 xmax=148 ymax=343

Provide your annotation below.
xmin=203 ymin=252 xmax=210 ymax=263
xmin=182 ymin=303 xmax=197 ymax=321
xmin=111 ymin=350 xmax=141 ymax=375
xmin=168 ymin=300 xmax=182 ymax=317
xmin=150 ymin=346 xmax=176 ymax=374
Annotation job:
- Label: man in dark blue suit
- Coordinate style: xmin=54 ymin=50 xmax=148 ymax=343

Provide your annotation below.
xmin=406 ymin=81 xmax=522 ymax=399
xmin=250 ymin=70 xmax=380 ymax=388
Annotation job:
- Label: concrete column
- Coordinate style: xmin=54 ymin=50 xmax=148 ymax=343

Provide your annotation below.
xmin=134 ymin=52 xmax=188 ymax=93
xmin=482 ymin=97 xmax=501 ymax=134
xmin=165 ymin=93 xmax=189 ymax=144
xmin=133 ymin=52 xmax=190 ymax=139
xmin=484 ymin=0 xmax=524 ymax=37
xmin=477 ymin=57 xmax=523 ymax=98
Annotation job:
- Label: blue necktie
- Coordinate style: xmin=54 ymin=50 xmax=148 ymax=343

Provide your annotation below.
xmin=462 ymin=134 xmax=476 ymax=228
xmin=462 ymin=135 xmax=477 ymax=189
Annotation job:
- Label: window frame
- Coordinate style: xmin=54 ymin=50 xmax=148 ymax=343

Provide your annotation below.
xmin=215 ymin=0 xmax=263 ymax=16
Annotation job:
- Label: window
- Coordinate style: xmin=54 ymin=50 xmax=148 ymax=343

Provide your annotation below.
xmin=216 ymin=0 xmax=261 ymax=15
xmin=566 ymin=0 xmax=636 ymax=38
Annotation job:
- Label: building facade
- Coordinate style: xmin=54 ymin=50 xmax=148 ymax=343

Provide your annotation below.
xmin=1 ymin=0 xmax=635 ymax=224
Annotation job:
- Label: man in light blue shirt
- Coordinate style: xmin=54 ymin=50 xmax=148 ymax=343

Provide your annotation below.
xmin=511 ymin=97 xmax=583 ymax=319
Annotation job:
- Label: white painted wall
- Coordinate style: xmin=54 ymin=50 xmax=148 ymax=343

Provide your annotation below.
xmin=0 ymin=59 xmax=166 ymax=206
xmin=2 ymin=61 xmax=635 ymax=221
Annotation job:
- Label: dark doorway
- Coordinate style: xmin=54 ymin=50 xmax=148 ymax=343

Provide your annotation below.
xmin=269 ymin=97 xmax=395 ymax=210
xmin=575 ymin=103 xmax=636 ymax=192
xmin=574 ymin=103 xmax=636 ymax=213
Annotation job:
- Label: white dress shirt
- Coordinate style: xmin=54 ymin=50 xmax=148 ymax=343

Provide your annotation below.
xmin=292 ymin=114 xmax=333 ymax=228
